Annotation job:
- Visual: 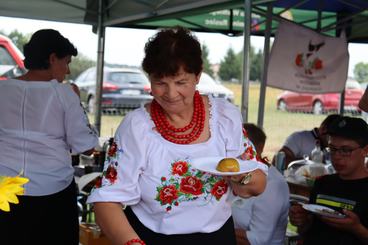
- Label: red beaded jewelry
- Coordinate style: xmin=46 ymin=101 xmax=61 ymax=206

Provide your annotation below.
xmin=150 ymin=90 xmax=205 ymax=144
xmin=124 ymin=238 xmax=146 ymax=245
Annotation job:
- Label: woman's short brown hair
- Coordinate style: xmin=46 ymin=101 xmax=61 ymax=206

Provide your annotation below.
xmin=142 ymin=26 xmax=203 ymax=78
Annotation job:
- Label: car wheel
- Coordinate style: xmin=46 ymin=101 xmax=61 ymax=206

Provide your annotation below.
xmin=313 ymin=100 xmax=324 ymax=115
xmin=88 ymin=96 xmax=95 ymax=114
xmin=278 ymin=100 xmax=287 ymax=111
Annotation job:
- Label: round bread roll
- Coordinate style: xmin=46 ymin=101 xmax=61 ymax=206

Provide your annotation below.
xmin=216 ymin=158 xmax=240 ymax=172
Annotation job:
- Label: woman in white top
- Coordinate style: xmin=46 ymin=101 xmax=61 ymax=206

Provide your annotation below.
xmin=88 ymin=27 xmax=267 ymax=245
xmin=0 ymin=29 xmax=98 ymax=245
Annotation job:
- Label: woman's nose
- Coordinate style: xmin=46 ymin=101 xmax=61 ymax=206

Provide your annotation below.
xmin=166 ymin=85 xmax=178 ymax=98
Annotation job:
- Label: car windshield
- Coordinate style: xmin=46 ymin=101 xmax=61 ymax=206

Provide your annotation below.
xmin=108 ymin=72 xmax=149 ymax=85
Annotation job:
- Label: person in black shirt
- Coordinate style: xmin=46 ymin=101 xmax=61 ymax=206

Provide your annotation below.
xmin=289 ymin=116 xmax=368 ymax=245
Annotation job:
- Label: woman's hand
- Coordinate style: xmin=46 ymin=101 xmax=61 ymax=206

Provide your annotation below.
xmin=225 ymin=169 xmax=266 ymax=198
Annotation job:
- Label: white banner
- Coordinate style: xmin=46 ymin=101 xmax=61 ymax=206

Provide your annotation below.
xmin=267 ymin=20 xmax=349 ymax=93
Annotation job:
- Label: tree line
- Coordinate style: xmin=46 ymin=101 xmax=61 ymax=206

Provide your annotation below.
xmin=2 ymin=29 xmax=367 ymax=84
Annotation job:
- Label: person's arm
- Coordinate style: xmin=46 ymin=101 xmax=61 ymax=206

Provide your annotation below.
xmin=278 ymin=146 xmax=297 ymax=169
xmin=321 ymin=209 xmax=368 ymax=244
xmin=227 ymin=169 xmax=266 ymax=198
xmin=289 ymin=203 xmax=314 ymax=235
xmin=234 ymin=228 xmax=251 ymax=245
xmin=94 ymin=202 xmax=143 ymax=245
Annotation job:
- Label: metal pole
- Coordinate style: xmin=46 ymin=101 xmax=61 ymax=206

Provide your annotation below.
xmin=94 ymin=0 xmax=106 ymax=136
xmin=257 ymin=3 xmax=272 ymax=127
xmin=241 ymin=0 xmax=252 ymax=122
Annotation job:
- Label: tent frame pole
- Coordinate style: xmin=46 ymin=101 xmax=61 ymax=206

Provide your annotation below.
xmin=94 ymin=0 xmax=106 ymax=135
xmin=257 ymin=2 xmax=272 ymax=128
xmin=241 ymin=0 xmax=252 ymax=122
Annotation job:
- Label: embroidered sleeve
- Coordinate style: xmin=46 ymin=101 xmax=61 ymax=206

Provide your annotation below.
xmin=87 ymin=111 xmax=147 ymax=205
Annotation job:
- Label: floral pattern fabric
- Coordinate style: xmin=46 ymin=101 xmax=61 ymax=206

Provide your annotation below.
xmin=94 ymin=141 xmax=119 ymax=189
xmin=156 ymin=159 xmax=228 ymax=212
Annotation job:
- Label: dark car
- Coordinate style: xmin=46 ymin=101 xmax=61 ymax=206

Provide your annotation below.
xmin=277 ymin=79 xmax=364 ymax=114
xmin=74 ymin=67 xmax=152 ymax=113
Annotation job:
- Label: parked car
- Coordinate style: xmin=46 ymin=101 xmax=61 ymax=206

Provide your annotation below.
xmin=197 ymin=73 xmax=234 ymax=103
xmin=0 ymin=34 xmax=26 ymax=79
xmin=74 ymin=67 xmax=152 ymax=113
xmin=276 ymin=79 xmax=364 ymax=114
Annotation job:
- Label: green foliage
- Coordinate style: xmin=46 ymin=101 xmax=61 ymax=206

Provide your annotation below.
xmin=354 ymin=62 xmax=368 ymax=83
xmin=219 ymin=47 xmax=241 ymax=81
xmin=201 ymin=43 xmax=213 ymax=77
xmin=249 ymin=48 xmax=263 ymax=82
xmin=219 ymin=45 xmax=263 ymax=82
xmin=68 ymin=53 xmax=96 ymax=80
xmin=236 ymin=46 xmax=263 ymax=82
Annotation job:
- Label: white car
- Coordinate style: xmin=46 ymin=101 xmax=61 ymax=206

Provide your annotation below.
xmin=197 ymin=73 xmax=234 ymax=103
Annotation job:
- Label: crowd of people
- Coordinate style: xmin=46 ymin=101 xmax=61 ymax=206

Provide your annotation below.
xmin=1 ymin=26 xmax=368 ymax=245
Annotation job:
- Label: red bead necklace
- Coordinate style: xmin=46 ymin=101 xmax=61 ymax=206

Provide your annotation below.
xmin=150 ymin=91 xmax=205 ymax=144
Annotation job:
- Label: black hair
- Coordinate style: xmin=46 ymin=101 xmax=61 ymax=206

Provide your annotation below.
xmin=327 ymin=116 xmax=368 ymax=147
xmin=23 ymin=29 xmax=78 ymax=69
xmin=142 ymin=26 xmax=202 ymax=78
xmin=320 ymin=114 xmax=342 ymax=129
xmin=243 ymin=123 xmax=267 ymax=152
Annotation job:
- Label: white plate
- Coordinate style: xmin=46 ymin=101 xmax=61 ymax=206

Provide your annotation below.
xmin=302 ymin=204 xmax=345 ymax=218
xmin=190 ymin=157 xmax=259 ymax=176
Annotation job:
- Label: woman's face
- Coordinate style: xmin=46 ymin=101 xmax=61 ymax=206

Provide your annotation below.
xmin=150 ymin=68 xmax=200 ymax=114
xmin=49 ymin=54 xmax=72 ymax=82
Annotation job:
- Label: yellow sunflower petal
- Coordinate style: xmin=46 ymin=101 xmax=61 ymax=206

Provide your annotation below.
xmin=7 ymin=176 xmax=29 ymax=185
xmin=3 ymin=192 xmax=19 ymax=204
xmin=0 ymin=197 xmax=11 ymax=212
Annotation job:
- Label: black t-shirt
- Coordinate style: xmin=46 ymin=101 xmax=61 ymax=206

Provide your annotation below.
xmin=304 ymin=174 xmax=368 ymax=245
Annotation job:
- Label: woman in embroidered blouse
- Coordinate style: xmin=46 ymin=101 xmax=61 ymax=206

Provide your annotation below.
xmin=88 ymin=26 xmax=267 ymax=245
xmin=0 ymin=29 xmax=98 ymax=245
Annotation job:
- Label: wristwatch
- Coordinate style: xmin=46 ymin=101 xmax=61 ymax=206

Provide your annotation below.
xmin=239 ymin=172 xmax=252 ymax=185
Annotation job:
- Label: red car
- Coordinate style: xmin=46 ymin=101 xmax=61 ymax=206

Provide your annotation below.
xmin=277 ymin=79 xmax=364 ymax=114
xmin=0 ymin=34 xmax=26 ymax=80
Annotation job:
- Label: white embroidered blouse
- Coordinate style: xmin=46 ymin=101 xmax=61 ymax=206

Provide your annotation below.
xmin=88 ymin=96 xmax=266 ymax=234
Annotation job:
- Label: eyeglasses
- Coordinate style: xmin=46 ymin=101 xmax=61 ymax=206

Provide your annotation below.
xmin=326 ymin=146 xmax=361 ymax=157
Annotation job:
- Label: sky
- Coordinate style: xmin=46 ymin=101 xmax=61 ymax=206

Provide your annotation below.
xmin=1 ymin=16 xmax=367 ymax=77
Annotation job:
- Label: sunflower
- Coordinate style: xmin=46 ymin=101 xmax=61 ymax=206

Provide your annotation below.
xmin=0 ymin=176 xmax=29 ymax=212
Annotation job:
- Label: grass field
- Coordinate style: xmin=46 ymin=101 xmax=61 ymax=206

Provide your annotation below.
xmin=90 ymin=82 xmax=348 ymax=159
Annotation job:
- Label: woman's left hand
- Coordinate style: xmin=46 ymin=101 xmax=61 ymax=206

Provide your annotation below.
xmin=224 ymin=169 xmax=266 ymax=198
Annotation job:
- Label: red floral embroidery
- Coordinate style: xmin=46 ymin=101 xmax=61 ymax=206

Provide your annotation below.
xmin=94 ymin=176 xmax=102 ymax=188
xmin=159 ymin=185 xmax=178 ymax=205
xmin=211 ymin=180 xmax=228 ymax=200
xmin=172 ymin=161 xmax=189 ymax=176
xmin=295 ymin=53 xmax=303 ymax=67
xmin=180 ymin=176 xmax=203 ymax=195
xmin=314 ymin=58 xmax=323 ymax=69
xmin=108 ymin=142 xmax=117 ymax=156
xmin=106 ymin=164 xmax=118 ymax=183
xmin=241 ymin=145 xmax=255 ymax=160
xmin=156 ymin=159 xmax=228 ymax=212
